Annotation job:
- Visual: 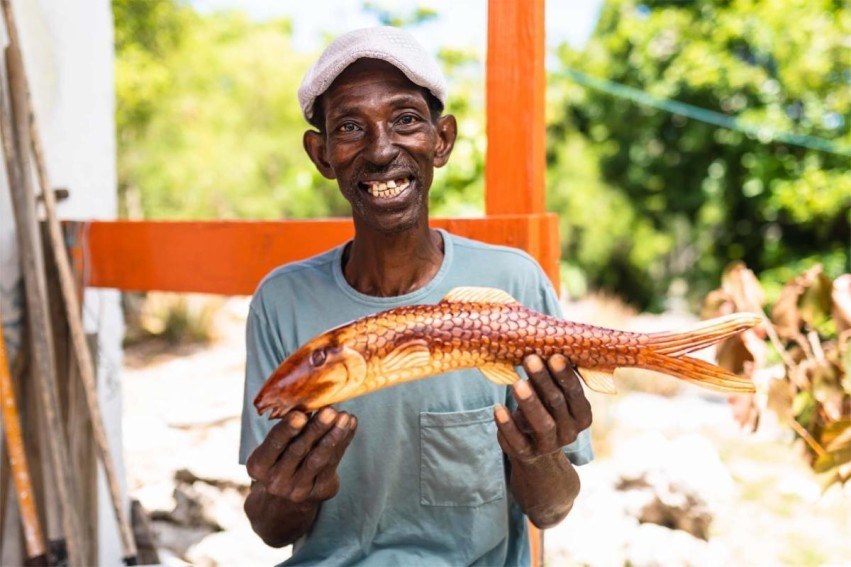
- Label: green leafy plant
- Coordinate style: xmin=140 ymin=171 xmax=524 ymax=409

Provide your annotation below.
xmin=703 ymin=262 xmax=851 ymax=490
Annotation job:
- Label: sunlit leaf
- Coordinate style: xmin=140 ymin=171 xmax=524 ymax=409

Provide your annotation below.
xmin=823 ymin=421 xmax=851 ymax=452
xmin=765 ymin=378 xmax=794 ymax=423
xmin=701 ymin=288 xmax=733 ymax=319
xmin=716 ymin=334 xmax=752 ymax=374
xmin=811 ymin=362 xmax=845 ymax=421
xmin=721 ymin=261 xmax=765 ymax=312
xmin=771 ymin=277 xmax=805 ymax=342
xmin=813 ymin=445 xmax=851 ymax=474
xmin=833 ymin=275 xmax=851 ymax=333
xmin=820 ymin=468 xmax=851 ymax=493
xmin=792 ymin=391 xmax=817 ymax=428
xmin=799 ymin=266 xmax=833 ymax=330
xmin=842 ymin=343 xmax=851 ymax=394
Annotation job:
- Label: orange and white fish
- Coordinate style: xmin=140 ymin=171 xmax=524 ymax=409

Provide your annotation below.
xmin=255 ymin=287 xmax=759 ymax=418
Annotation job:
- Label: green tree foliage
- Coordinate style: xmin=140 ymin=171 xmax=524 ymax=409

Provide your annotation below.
xmin=115 ymin=2 xmax=349 ymax=219
xmin=550 ymin=0 xmax=850 ymax=309
xmin=113 ymin=1 xmax=485 ymax=220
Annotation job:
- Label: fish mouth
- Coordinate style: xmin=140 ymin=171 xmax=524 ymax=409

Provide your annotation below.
xmin=254 ymin=388 xmax=299 ymax=419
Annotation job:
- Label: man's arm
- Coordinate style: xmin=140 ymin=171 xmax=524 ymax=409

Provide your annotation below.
xmin=494 ymin=354 xmax=592 ymax=528
xmin=244 ymin=408 xmax=357 ymax=547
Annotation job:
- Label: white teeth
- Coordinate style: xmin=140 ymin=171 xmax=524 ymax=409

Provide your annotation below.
xmin=366 ymin=177 xmax=410 ymax=198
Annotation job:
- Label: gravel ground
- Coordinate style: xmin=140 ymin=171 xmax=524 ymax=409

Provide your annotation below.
xmin=122 ymin=297 xmax=851 ymax=566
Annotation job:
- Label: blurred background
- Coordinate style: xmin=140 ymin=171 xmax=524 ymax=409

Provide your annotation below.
xmin=110 ymin=0 xmax=850 ymax=565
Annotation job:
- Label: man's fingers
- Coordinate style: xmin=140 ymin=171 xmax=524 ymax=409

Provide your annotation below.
xmin=287 ymin=413 xmax=358 ymax=502
xmin=494 ymin=404 xmax=535 ymax=460
xmin=295 ymin=413 xmax=356 ymax=478
xmin=525 ymin=354 xmax=574 ymax=441
xmin=550 ymin=356 xmax=593 ymax=432
xmin=512 ymin=378 xmax=559 ymax=454
xmin=266 ymin=408 xmax=339 ymax=495
xmin=246 ymin=411 xmax=308 ymax=482
xmin=307 ymin=417 xmax=358 ymax=501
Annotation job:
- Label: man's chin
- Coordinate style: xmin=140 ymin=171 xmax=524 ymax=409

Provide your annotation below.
xmin=351 ymin=200 xmax=425 ymax=235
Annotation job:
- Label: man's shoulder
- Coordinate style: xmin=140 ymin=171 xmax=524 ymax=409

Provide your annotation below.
xmin=253 ymin=246 xmax=340 ymax=298
xmin=446 ymin=231 xmax=543 ymax=273
xmin=442 ymin=231 xmax=557 ymax=310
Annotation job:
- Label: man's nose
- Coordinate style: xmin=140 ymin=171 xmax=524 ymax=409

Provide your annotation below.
xmin=363 ymin=124 xmax=399 ymax=166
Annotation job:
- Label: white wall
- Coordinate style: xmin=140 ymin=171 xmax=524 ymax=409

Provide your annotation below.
xmin=0 ymin=0 xmax=125 ymax=565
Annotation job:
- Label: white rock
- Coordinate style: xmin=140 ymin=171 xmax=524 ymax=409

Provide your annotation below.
xmin=186 ymin=527 xmax=290 ymax=567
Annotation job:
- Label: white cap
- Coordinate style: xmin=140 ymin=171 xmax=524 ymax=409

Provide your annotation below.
xmin=298 ymin=26 xmax=447 ymax=123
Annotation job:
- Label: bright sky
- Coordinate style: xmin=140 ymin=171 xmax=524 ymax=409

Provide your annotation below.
xmin=189 ymin=0 xmax=604 ymax=56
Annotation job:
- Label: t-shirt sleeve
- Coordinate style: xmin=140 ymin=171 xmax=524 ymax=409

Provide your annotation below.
xmin=239 ymin=300 xmax=286 ymax=464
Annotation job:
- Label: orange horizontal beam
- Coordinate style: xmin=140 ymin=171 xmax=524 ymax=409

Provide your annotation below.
xmin=66 ymin=215 xmax=560 ymax=296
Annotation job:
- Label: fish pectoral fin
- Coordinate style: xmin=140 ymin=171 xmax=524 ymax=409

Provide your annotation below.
xmin=441 ymin=287 xmax=519 ymax=305
xmin=480 ymin=363 xmax=520 ymax=385
xmin=381 ymin=340 xmax=432 ymax=374
xmin=577 ymin=367 xmax=618 ymax=394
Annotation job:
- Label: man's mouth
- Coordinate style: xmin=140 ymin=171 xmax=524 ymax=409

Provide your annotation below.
xmin=360 ymin=176 xmax=412 ymax=199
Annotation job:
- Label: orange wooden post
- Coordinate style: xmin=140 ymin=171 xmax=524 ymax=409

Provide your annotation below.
xmin=486 ymin=0 xmax=549 ymax=564
xmin=486 ymin=0 xmax=547 ymax=216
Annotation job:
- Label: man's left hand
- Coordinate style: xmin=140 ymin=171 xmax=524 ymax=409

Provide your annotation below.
xmin=495 ymin=354 xmax=592 ymax=462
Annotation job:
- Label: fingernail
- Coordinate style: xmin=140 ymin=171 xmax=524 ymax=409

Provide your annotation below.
xmin=319 ymin=408 xmax=336 ymax=424
xmin=337 ymin=414 xmax=350 ymax=428
xmin=514 ymin=380 xmax=532 ymax=399
xmin=290 ymin=413 xmax=308 ymax=429
xmin=549 ymin=355 xmax=567 ymax=373
xmin=526 ymin=355 xmax=543 ymax=373
xmin=494 ymin=405 xmax=509 ymax=423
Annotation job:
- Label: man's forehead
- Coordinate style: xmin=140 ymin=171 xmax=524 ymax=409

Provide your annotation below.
xmin=323 ymin=59 xmax=429 ymax=106
xmin=329 ymin=59 xmax=421 ymax=93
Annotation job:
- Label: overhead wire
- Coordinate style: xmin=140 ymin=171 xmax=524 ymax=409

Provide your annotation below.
xmin=559 ymin=67 xmax=851 ymax=158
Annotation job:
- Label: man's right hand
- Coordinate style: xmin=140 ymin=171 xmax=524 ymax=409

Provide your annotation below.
xmin=244 ymin=407 xmax=357 ymax=547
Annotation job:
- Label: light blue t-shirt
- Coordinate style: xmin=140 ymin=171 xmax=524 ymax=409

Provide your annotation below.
xmin=240 ymin=229 xmax=593 ymax=567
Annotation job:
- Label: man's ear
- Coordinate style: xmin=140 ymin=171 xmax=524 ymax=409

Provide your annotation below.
xmin=303 ymin=130 xmax=336 ymax=180
xmin=433 ymin=114 xmax=457 ymax=168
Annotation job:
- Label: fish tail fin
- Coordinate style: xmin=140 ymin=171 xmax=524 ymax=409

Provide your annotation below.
xmin=639 ymin=351 xmax=755 ymax=393
xmin=647 ymin=313 xmax=762 ymax=357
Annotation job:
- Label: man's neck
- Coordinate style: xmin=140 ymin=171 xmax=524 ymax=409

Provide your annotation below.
xmin=343 ymin=221 xmax=444 ymax=298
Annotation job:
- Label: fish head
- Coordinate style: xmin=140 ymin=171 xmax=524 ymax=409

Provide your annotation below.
xmin=254 ymin=331 xmax=368 ymax=419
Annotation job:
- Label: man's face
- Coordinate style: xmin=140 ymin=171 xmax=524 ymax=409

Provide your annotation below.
xmin=304 ymin=59 xmax=456 ymax=235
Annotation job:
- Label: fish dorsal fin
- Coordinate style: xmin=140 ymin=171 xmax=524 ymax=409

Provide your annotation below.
xmin=577 ymin=367 xmax=618 ymax=394
xmin=441 ymin=287 xmax=519 ymax=305
xmin=480 ymin=363 xmax=520 ymax=385
xmin=381 ymin=340 xmax=431 ymax=374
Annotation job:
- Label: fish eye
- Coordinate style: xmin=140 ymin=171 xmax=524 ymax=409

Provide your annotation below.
xmin=310 ymin=348 xmax=327 ymax=367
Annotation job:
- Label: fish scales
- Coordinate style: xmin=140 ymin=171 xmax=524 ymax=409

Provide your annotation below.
xmin=255 ymin=286 xmax=761 ymax=417
xmin=356 ymin=303 xmax=638 ymax=380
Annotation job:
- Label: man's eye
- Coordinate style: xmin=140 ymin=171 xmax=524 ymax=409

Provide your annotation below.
xmin=398 ymin=115 xmax=418 ymax=126
xmin=338 ymin=122 xmax=358 ymax=132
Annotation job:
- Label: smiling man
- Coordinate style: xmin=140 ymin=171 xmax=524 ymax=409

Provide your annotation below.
xmin=239 ymin=27 xmax=593 ymax=566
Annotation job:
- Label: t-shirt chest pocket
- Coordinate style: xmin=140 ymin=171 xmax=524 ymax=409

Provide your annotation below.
xmin=419 ymin=406 xmax=506 ymax=507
